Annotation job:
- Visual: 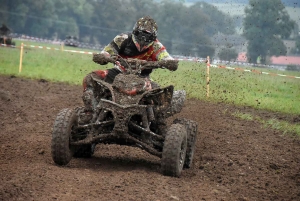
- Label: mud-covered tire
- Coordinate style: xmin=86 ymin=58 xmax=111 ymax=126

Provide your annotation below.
xmin=173 ymin=118 xmax=198 ymax=168
xmin=74 ymin=106 xmax=84 ymax=116
xmin=74 ymin=144 xmax=96 ymax=158
xmin=72 ymin=106 xmax=96 ymax=158
xmin=51 ymin=108 xmax=77 ymax=165
xmin=166 ymin=90 xmax=186 ymax=117
xmin=161 ymin=124 xmax=187 ymax=177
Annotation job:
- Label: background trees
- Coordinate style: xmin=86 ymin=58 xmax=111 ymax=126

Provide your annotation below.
xmin=218 ymin=48 xmax=238 ymax=61
xmin=2 ymin=0 xmax=297 ymax=60
xmin=1 ymin=0 xmax=237 ymax=57
xmin=243 ymin=0 xmax=295 ymax=64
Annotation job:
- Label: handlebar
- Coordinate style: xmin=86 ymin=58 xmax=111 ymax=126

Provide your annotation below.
xmin=93 ymin=53 xmax=178 ymax=73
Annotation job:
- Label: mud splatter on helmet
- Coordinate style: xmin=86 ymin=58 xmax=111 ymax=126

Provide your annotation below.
xmin=132 ymin=16 xmax=158 ymax=52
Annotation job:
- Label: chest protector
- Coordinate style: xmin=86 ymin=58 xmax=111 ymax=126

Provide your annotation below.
xmin=118 ymin=33 xmax=153 ymax=77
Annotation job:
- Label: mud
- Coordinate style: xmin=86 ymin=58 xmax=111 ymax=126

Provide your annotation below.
xmin=0 ymin=74 xmax=300 ymax=201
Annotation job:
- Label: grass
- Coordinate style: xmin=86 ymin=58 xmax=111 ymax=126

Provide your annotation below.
xmin=1 ymin=39 xmax=300 ymax=116
xmin=0 ymin=40 xmax=101 ymax=85
xmin=233 ymin=111 xmax=300 ymax=136
xmin=151 ymin=61 xmax=300 ymax=115
xmin=1 ymin=39 xmax=299 ymax=136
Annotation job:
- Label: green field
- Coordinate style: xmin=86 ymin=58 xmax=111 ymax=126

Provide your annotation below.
xmin=1 ymin=39 xmax=300 ymax=116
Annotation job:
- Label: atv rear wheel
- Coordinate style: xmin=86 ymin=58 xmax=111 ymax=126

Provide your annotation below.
xmin=51 ymin=108 xmax=77 ymax=165
xmin=161 ymin=124 xmax=187 ymax=177
xmin=166 ymin=90 xmax=186 ymax=118
xmin=173 ymin=118 xmax=198 ymax=168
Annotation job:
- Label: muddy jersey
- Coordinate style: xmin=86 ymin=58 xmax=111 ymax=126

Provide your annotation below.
xmin=102 ymin=33 xmax=173 ymax=61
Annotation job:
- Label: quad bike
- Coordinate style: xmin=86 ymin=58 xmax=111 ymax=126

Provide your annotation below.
xmin=51 ymin=54 xmax=198 ymax=177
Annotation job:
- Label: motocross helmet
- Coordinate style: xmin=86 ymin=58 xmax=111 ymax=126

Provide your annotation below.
xmin=132 ymin=16 xmax=158 ymax=52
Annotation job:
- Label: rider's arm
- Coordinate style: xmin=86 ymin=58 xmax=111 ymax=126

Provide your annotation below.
xmin=151 ymin=41 xmax=178 ymax=71
xmin=93 ymin=34 xmax=128 ymax=66
xmin=102 ymin=33 xmax=129 ymax=56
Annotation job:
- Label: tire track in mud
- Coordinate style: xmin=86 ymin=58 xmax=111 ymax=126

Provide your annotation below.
xmin=0 ymin=75 xmax=300 ymax=201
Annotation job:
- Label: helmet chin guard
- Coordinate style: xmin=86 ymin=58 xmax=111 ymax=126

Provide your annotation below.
xmin=132 ymin=33 xmax=154 ymax=52
xmin=132 ymin=16 xmax=157 ymax=52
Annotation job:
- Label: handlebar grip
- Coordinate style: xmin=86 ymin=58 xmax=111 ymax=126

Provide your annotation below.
xmin=93 ymin=53 xmax=115 ymax=64
xmin=93 ymin=54 xmax=177 ymax=71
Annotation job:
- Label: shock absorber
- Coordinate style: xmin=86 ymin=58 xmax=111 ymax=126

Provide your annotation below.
xmin=147 ymin=105 xmax=155 ymax=122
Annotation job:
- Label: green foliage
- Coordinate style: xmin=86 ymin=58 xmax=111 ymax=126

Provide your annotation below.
xmin=243 ymin=0 xmax=295 ymax=64
xmin=232 ymin=112 xmax=253 ymax=121
xmin=290 ymin=36 xmax=300 ymax=55
xmin=157 ymin=1 xmax=235 ymax=56
xmin=1 ymin=0 xmax=237 ymax=57
xmin=218 ymin=48 xmax=238 ymax=61
xmin=193 ymin=2 xmax=235 ymax=36
xmin=296 ymin=36 xmax=300 ymax=53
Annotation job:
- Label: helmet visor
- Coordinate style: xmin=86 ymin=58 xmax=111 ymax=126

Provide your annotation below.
xmin=132 ymin=30 xmax=155 ymax=52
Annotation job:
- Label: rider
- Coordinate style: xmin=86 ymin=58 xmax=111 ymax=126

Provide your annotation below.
xmin=81 ymin=16 xmax=179 ymax=123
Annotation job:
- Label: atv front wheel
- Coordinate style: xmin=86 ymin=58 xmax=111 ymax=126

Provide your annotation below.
xmin=74 ymin=143 xmax=96 ymax=158
xmin=173 ymin=118 xmax=198 ymax=168
xmin=51 ymin=108 xmax=77 ymax=165
xmin=161 ymin=124 xmax=187 ymax=177
xmin=72 ymin=107 xmax=96 ymax=158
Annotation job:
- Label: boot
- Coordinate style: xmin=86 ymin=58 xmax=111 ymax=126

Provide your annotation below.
xmin=80 ymin=89 xmax=96 ymax=124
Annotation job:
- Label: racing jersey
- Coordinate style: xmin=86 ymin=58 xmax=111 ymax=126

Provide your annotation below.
xmin=99 ymin=33 xmax=177 ymax=77
xmin=102 ymin=33 xmax=174 ymax=61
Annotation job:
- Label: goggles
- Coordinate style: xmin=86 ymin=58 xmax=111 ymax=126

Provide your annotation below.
xmin=133 ymin=30 xmax=156 ymax=42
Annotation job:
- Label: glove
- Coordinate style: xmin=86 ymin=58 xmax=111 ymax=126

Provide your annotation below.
xmin=93 ymin=52 xmax=111 ymax=65
xmin=159 ymin=59 xmax=179 ymax=71
xmin=115 ymin=61 xmax=126 ymax=72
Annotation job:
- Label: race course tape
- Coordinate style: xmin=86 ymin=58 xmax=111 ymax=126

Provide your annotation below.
xmin=23 ymin=44 xmax=95 ymax=54
xmin=24 ymin=44 xmax=60 ymax=51
xmin=1 ymin=43 xmax=95 ymax=54
xmin=0 ymin=43 xmax=16 ymax=48
xmin=63 ymin=49 xmax=94 ymax=54
xmin=208 ymin=64 xmax=300 ymax=79
xmin=2 ymin=43 xmax=299 ymax=79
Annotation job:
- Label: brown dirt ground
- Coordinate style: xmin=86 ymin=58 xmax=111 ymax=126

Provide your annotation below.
xmin=0 ymin=74 xmax=300 ymax=201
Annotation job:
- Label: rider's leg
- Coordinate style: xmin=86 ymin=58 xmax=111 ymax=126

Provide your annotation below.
xmin=80 ymin=73 xmax=97 ymax=123
xmin=82 ymin=72 xmax=100 ymax=111
xmin=80 ymin=69 xmax=121 ymax=123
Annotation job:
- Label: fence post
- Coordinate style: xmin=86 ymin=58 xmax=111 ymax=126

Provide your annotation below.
xmin=206 ymin=56 xmax=210 ymax=98
xmin=61 ymin=43 xmax=64 ymax=51
xmin=19 ymin=43 xmax=24 ymax=73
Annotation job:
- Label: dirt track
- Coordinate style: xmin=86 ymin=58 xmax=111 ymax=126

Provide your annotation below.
xmin=0 ymin=74 xmax=300 ymax=201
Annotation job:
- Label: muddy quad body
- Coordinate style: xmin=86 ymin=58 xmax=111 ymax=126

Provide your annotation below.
xmin=51 ymin=55 xmax=198 ymax=177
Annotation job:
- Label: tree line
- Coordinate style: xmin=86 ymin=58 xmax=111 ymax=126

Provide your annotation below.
xmin=1 ymin=0 xmax=298 ymax=62
xmin=1 ymin=0 xmax=235 ymax=57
